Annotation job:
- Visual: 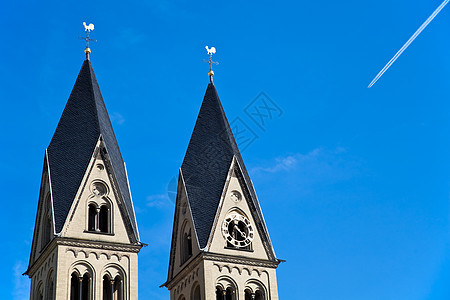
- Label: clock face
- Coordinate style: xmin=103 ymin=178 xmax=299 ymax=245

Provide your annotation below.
xmin=222 ymin=213 xmax=254 ymax=248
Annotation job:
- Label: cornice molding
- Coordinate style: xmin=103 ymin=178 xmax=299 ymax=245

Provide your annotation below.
xmin=57 ymin=238 xmax=142 ymax=253
xmin=26 ymin=237 xmax=142 ymax=277
xmin=204 ymin=252 xmax=280 ymax=268
xmin=163 ymin=251 xmax=279 ymax=289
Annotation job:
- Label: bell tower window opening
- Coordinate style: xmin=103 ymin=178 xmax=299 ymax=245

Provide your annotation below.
xmin=255 ymin=290 xmax=264 ymax=300
xmin=87 ymin=202 xmax=111 ymax=234
xmin=35 ymin=282 xmax=43 ymax=300
xmin=244 ymin=289 xmax=253 ymax=300
xmin=81 ymin=273 xmax=90 ymax=300
xmin=216 ymin=286 xmax=234 ymax=300
xmin=70 ymin=272 xmax=91 ymax=300
xmin=46 ymin=271 xmax=55 ymax=299
xmin=41 ymin=195 xmax=52 ymax=250
xmin=114 ymin=275 xmax=123 ymax=300
xmin=180 ymin=222 xmax=193 ymax=264
xmin=244 ymin=289 xmax=264 ymax=300
xmin=103 ymin=275 xmax=112 ymax=300
xmin=70 ymin=273 xmax=79 ymax=300
xmin=191 ymin=283 xmax=201 ymax=300
xmin=103 ymin=274 xmax=123 ymax=300
xmin=88 ymin=204 xmax=97 ymax=232
xmin=99 ymin=205 xmax=109 ymax=233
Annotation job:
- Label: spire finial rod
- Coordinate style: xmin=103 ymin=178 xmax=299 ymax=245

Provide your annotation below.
xmin=203 ymin=46 xmax=218 ymax=82
xmin=79 ymin=22 xmax=96 ymax=60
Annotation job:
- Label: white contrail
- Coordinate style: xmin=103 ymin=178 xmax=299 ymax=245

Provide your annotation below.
xmin=368 ymin=0 xmax=450 ymax=88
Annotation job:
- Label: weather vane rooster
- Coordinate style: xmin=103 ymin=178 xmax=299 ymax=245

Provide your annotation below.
xmin=204 ymin=46 xmax=218 ymax=82
xmin=80 ymin=22 xmax=96 ymax=60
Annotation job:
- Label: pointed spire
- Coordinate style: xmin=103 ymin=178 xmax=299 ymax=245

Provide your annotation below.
xmin=181 ymin=83 xmax=263 ymax=249
xmin=47 ymin=59 xmax=139 ymax=240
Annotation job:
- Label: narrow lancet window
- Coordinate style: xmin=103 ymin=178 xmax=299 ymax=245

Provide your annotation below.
xmin=114 ymin=275 xmax=123 ymax=300
xmin=255 ymin=290 xmax=264 ymax=300
xmin=88 ymin=204 xmax=97 ymax=231
xmin=81 ymin=273 xmax=90 ymax=300
xmin=70 ymin=273 xmax=79 ymax=300
xmin=103 ymin=275 xmax=112 ymax=300
xmin=244 ymin=290 xmax=252 ymax=300
xmin=99 ymin=205 xmax=109 ymax=233
xmin=192 ymin=284 xmax=201 ymax=300
xmin=182 ymin=228 xmax=192 ymax=264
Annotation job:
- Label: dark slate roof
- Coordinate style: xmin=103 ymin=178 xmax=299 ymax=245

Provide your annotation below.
xmin=181 ymin=83 xmax=264 ymax=249
xmin=47 ymin=59 xmax=138 ymax=238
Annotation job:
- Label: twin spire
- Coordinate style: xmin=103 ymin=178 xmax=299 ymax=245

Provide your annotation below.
xmin=79 ymin=22 xmax=218 ymax=78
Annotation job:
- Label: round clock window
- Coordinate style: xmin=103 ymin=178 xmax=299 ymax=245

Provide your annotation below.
xmin=222 ymin=213 xmax=254 ymax=248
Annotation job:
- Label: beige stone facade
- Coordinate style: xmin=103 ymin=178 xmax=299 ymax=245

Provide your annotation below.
xmin=27 ymin=139 xmax=142 ymax=299
xmin=165 ymin=159 xmax=280 ymax=300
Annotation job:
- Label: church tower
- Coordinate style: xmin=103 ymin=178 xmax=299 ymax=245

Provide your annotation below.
xmin=25 ymin=42 xmax=142 ymax=299
xmin=163 ymin=53 xmax=281 ymax=300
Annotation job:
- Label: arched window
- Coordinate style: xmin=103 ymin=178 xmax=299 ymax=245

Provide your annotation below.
xmin=46 ymin=271 xmax=55 ymax=300
xmin=181 ymin=223 xmax=192 ymax=264
xmin=81 ymin=273 xmax=90 ymax=300
xmin=191 ymin=284 xmax=201 ymax=300
xmin=70 ymin=273 xmax=80 ymax=300
xmin=35 ymin=282 xmax=43 ymax=300
xmin=185 ymin=230 xmax=193 ymax=257
xmin=244 ymin=289 xmax=252 ymax=300
xmin=216 ymin=287 xmax=222 ymax=300
xmin=88 ymin=203 xmax=111 ymax=234
xmin=216 ymin=286 xmax=234 ymax=300
xmin=88 ymin=204 xmax=97 ymax=231
xmin=103 ymin=275 xmax=112 ymax=300
xmin=41 ymin=196 xmax=52 ymax=249
xmin=225 ymin=287 xmax=233 ymax=300
xmin=114 ymin=275 xmax=123 ymax=300
xmin=244 ymin=288 xmax=264 ymax=300
xmin=255 ymin=290 xmax=264 ymax=300
xmin=99 ymin=205 xmax=109 ymax=233
xmin=70 ymin=272 xmax=91 ymax=300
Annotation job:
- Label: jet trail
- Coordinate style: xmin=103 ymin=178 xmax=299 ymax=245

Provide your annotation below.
xmin=368 ymin=0 xmax=449 ymax=88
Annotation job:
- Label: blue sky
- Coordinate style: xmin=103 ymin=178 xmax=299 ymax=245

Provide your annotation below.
xmin=1 ymin=0 xmax=450 ymax=299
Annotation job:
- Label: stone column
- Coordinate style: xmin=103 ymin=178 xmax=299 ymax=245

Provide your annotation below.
xmin=78 ymin=277 xmax=83 ymax=300
xmin=110 ymin=280 xmax=115 ymax=300
xmin=96 ymin=208 xmax=101 ymax=232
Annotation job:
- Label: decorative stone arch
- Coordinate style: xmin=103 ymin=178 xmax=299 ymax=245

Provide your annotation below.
xmin=180 ymin=219 xmax=193 ymax=265
xmin=216 ymin=276 xmax=238 ymax=300
xmin=101 ymin=263 xmax=127 ymax=300
xmin=46 ymin=269 xmax=55 ymax=299
xmin=244 ymin=279 xmax=267 ymax=300
xmin=35 ymin=280 xmax=44 ymax=300
xmin=41 ymin=193 xmax=52 ymax=250
xmin=190 ymin=281 xmax=201 ymax=300
xmin=226 ymin=206 xmax=248 ymax=216
xmin=69 ymin=261 xmax=95 ymax=300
